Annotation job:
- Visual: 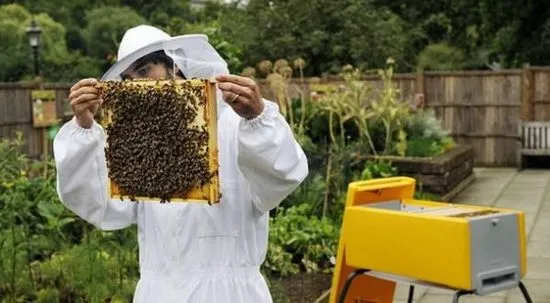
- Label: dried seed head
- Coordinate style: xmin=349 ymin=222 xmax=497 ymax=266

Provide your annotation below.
xmin=273 ymin=59 xmax=289 ymax=74
xmin=279 ymin=66 xmax=293 ymax=79
xmin=293 ymin=58 xmax=306 ymax=69
xmin=241 ymin=67 xmax=256 ymax=78
xmin=258 ymin=60 xmax=273 ymax=76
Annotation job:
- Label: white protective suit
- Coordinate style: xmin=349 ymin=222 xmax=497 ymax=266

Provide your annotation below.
xmin=53 ymin=25 xmax=309 ymax=302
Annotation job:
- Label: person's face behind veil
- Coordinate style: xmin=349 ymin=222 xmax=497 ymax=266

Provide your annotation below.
xmin=120 ymin=51 xmax=184 ymax=81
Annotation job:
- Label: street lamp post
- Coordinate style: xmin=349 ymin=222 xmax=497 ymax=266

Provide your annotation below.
xmin=26 ymin=18 xmax=42 ymax=77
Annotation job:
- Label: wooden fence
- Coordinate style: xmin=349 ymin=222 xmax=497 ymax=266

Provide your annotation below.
xmin=0 ymin=65 xmax=548 ymax=165
xmin=0 ymin=82 xmax=73 ymax=159
xmin=261 ymin=64 xmax=548 ymax=167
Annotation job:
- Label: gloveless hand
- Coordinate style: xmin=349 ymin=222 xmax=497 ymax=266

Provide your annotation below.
xmin=215 ymin=74 xmax=265 ymax=120
xmin=69 ymin=78 xmax=102 ymax=129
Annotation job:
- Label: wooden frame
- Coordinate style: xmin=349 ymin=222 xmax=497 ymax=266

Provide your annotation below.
xmin=99 ymin=79 xmax=220 ymax=204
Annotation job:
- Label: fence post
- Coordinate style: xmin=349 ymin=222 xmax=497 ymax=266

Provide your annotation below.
xmin=521 ymin=63 xmax=534 ymax=121
xmin=415 ymin=67 xmax=426 ymax=108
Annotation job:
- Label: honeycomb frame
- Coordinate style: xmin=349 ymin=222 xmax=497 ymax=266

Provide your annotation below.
xmin=97 ymin=78 xmax=220 ymax=204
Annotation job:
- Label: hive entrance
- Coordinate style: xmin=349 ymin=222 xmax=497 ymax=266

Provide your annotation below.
xmin=98 ymin=79 xmax=220 ymax=204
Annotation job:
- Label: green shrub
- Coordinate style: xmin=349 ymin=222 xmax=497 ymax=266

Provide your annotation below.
xmin=403 ymin=108 xmax=456 ymax=157
xmin=263 ymin=204 xmax=339 ymax=278
xmin=360 ymin=159 xmax=398 ymax=180
xmin=0 ymin=134 xmax=138 ymax=302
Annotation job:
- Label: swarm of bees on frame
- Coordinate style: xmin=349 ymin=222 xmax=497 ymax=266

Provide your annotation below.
xmin=99 ymin=79 xmax=214 ymax=203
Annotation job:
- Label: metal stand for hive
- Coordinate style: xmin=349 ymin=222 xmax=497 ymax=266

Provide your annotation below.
xmin=337 ymin=269 xmax=534 ymax=303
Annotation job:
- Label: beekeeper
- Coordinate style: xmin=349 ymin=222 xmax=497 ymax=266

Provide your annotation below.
xmin=53 ymin=25 xmax=308 ymax=302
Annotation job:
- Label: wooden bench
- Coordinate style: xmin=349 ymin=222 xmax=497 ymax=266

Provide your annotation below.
xmin=517 ymin=121 xmax=550 ymax=169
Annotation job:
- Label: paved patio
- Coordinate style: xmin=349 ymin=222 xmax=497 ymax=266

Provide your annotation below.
xmin=393 ymin=168 xmax=550 ymax=303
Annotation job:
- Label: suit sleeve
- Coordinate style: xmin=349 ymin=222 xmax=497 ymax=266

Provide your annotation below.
xmin=53 ymin=118 xmax=137 ymax=230
xmin=236 ymin=100 xmax=309 ymax=214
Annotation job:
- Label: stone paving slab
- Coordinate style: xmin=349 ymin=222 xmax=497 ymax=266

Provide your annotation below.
xmin=506 ymin=280 xmax=550 ymax=303
xmin=527 ymin=241 xmax=550 ymax=258
xmin=530 ymin=227 xmax=550 ymax=243
xmin=392 ymin=168 xmax=550 ymax=303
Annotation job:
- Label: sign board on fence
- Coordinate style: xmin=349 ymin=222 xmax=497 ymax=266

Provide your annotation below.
xmin=62 ymin=97 xmax=73 ymax=117
xmin=31 ymin=90 xmax=57 ymax=128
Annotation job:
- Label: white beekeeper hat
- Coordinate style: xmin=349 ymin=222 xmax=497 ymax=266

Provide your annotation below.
xmin=101 ymin=25 xmax=230 ymax=81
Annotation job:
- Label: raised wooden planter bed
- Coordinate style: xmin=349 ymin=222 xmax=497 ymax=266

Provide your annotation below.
xmin=369 ymin=145 xmax=475 ymax=201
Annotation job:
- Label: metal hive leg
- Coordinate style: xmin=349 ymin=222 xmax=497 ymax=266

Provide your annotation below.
xmin=518 ymin=281 xmax=533 ymax=303
xmin=335 ymin=272 xmax=533 ymax=303
xmin=336 ymin=269 xmax=370 ymax=303
xmin=407 ymin=285 xmax=415 ymax=303
xmin=452 ymin=290 xmax=474 ymax=303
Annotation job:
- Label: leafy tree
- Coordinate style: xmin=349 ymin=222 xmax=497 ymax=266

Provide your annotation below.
xmin=82 ymin=6 xmax=148 ymax=64
xmin=242 ymin=0 xmax=409 ymax=75
xmin=479 ymin=0 xmax=550 ymax=67
xmin=2 ymin=0 xmax=91 ymax=51
xmin=177 ymin=19 xmax=245 ymax=73
xmin=376 ymin=0 xmax=550 ymax=69
xmin=0 ymin=4 xmax=31 ymax=81
xmin=417 ymin=43 xmax=467 ymax=71
xmin=119 ymin=0 xmax=193 ymax=29
xmin=4 ymin=0 xmax=550 ymax=80
xmin=0 ymin=3 xmax=102 ymax=82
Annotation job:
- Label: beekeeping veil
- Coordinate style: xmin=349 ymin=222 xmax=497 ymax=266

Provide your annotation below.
xmin=101 ymin=25 xmax=231 ymax=112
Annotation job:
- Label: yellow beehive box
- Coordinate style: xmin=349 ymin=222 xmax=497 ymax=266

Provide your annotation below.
xmin=330 ymin=177 xmax=527 ymax=302
xmin=97 ymin=79 xmax=220 ymax=204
